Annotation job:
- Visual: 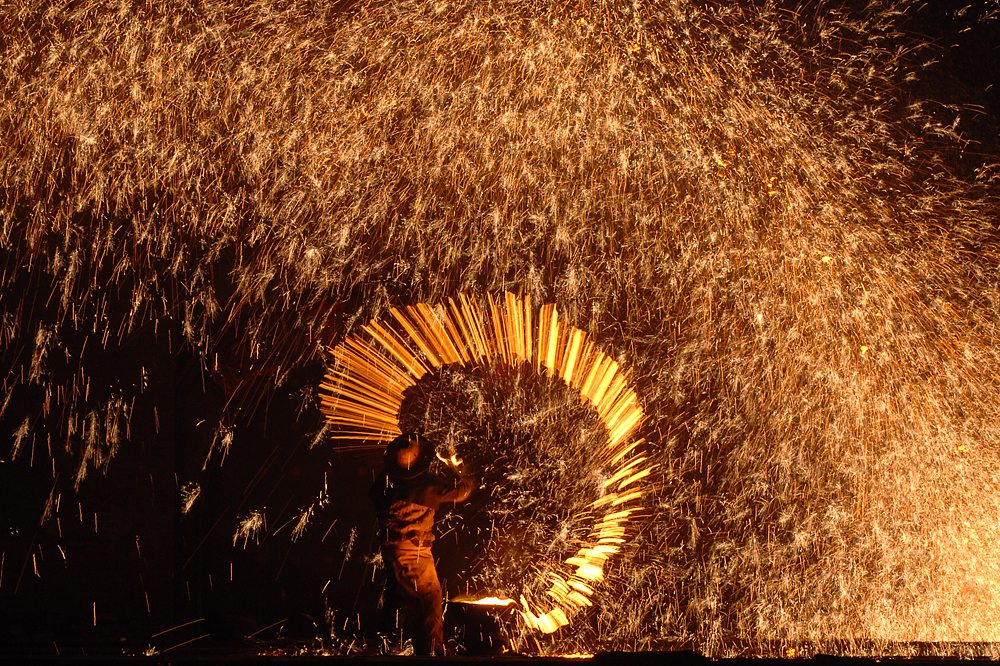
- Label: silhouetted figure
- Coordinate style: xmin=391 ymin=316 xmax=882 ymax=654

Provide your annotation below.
xmin=370 ymin=433 xmax=473 ymax=655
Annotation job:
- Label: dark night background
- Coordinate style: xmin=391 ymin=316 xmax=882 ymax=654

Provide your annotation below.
xmin=1 ymin=0 xmax=997 ymax=659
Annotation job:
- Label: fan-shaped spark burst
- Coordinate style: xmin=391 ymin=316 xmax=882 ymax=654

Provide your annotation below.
xmin=319 ymin=291 xmax=654 ymax=633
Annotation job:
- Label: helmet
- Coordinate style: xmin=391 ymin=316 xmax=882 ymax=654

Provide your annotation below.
xmin=385 ymin=433 xmax=431 ymax=481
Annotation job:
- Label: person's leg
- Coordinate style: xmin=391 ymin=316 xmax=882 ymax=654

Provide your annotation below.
xmin=410 ymin=547 xmax=444 ymax=655
xmin=390 ymin=543 xmax=444 ymax=655
xmin=380 ymin=547 xmax=404 ymax=652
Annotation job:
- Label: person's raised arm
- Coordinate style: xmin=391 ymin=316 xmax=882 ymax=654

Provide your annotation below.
xmin=435 ymin=452 xmax=474 ymax=504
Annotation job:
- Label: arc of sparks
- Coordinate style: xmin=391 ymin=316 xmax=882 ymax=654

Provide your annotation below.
xmin=319 ymin=292 xmax=653 ymax=633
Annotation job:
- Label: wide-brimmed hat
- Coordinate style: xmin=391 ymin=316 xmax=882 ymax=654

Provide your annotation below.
xmin=385 ymin=432 xmax=432 ymax=481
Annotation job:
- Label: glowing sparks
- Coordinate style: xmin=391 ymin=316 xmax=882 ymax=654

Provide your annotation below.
xmin=233 ymin=510 xmax=266 ymax=549
xmin=319 ymin=292 xmax=654 ymax=632
xmin=1 ymin=0 xmax=998 ymax=655
xmin=180 ymin=482 xmax=202 ymax=515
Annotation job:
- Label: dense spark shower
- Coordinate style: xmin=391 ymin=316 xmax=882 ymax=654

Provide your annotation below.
xmin=1 ymin=0 xmax=998 ymax=657
xmin=319 ymin=291 xmax=653 ymax=633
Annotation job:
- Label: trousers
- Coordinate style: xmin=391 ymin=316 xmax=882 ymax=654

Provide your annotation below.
xmin=383 ymin=542 xmax=444 ymax=655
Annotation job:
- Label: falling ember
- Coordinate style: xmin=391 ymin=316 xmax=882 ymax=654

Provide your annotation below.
xmin=319 ymin=292 xmax=655 ymax=632
xmin=180 ymin=482 xmax=201 ymax=515
xmin=232 ymin=510 xmax=267 ymax=549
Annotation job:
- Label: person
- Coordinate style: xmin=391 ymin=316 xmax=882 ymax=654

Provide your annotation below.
xmin=370 ymin=433 xmax=473 ymax=655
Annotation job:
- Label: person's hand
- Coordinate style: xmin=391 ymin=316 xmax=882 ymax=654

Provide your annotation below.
xmin=436 ymin=447 xmax=463 ymax=470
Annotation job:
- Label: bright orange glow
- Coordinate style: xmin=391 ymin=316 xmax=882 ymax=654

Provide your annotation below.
xmin=456 ymin=596 xmax=517 ymax=607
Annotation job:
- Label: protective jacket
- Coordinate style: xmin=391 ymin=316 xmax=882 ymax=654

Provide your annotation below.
xmin=371 ymin=469 xmax=474 ymax=546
